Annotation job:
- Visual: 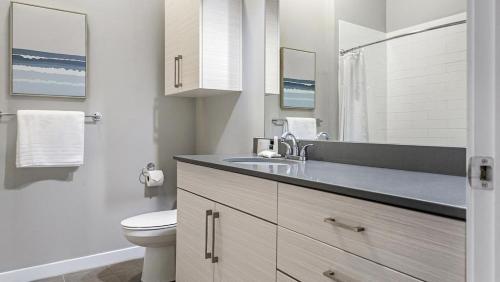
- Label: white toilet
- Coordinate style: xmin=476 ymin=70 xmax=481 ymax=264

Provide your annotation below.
xmin=121 ymin=209 xmax=177 ymax=282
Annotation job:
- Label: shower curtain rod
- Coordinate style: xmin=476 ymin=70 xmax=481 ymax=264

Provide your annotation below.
xmin=339 ymin=19 xmax=466 ymax=56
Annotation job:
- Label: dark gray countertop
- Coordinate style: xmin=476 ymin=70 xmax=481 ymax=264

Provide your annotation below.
xmin=174 ymin=154 xmax=466 ymax=220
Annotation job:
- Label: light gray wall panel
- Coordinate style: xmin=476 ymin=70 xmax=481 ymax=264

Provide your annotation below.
xmin=386 ymin=0 xmax=466 ymax=31
xmin=0 ymin=0 xmax=195 ymax=272
xmin=195 ymin=0 xmax=265 ymax=154
xmin=336 ymin=0 xmax=387 ymax=32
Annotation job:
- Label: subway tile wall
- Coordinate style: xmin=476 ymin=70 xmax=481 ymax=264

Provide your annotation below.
xmin=386 ymin=14 xmax=467 ymax=147
xmin=339 ymin=13 xmax=467 ymax=147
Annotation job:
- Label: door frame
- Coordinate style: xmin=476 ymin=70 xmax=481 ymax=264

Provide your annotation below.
xmin=467 ymin=0 xmax=498 ymax=281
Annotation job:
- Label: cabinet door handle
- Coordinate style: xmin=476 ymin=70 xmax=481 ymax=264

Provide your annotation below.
xmin=323 ymin=270 xmax=343 ymax=282
xmin=177 ymin=55 xmax=183 ymax=87
xmin=174 ymin=56 xmax=179 ymax=88
xmin=211 ymin=211 xmax=220 ymax=263
xmin=324 ymin=217 xmax=365 ymax=232
xmin=205 ymin=210 xmax=212 ymax=259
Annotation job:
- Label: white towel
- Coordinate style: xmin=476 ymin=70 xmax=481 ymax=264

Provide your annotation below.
xmin=16 ymin=110 xmax=85 ymax=168
xmin=285 ymin=117 xmax=317 ymax=140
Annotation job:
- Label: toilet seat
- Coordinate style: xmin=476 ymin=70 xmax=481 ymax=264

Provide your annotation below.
xmin=121 ymin=210 xmax=177 ymax=231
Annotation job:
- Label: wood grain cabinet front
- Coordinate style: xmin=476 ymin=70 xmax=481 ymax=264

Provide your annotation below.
xmin=278 ymin=227 xmax=422 ymax=282
xmin=165 ymin=0 xmax=242 ymax=97
xmin=176 ymin=189 xmax=276 ymax=282
xmin=176 ymin=162 xmax=466 ymax=282
xmin=177 ymin=162 xmax=278 ymax=223
xmin=278 ymin=183 xmax=466 ymax=282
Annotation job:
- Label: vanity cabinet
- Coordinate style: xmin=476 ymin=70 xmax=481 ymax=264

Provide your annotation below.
xmin=176 ymin=163 xmax=277 ymax=282
xmin=165 ymin=0 xmax=242 ymax=97
xmin=278 ymin=227 xmax=420 ymax=282
xmin=176 ymin=162 xmax=466 ymax=282
xmin=278 ymin=183 xmax=466 ymax=282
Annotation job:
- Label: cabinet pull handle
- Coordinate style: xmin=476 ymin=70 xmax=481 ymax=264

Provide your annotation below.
xmin=205 ymin=210 xmax=212 ymax=259
xmin=324 ymin=217 xmax=365 ymax=232
xmin=323 ymin=270 xmax=343 ymax=282
xmin=211 ymin=211 xmax=220 ymax=263
xmin=177 ymin=55 xmax=183 ymax=87
xmin=174 ymin=56 xmax=179 ymax=88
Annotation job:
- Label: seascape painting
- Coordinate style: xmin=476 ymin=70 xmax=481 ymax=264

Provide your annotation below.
xmin=11 ymin=3 xmax=87 ymax=98
xmin=281 ymin=48 xmax=316 ymax=109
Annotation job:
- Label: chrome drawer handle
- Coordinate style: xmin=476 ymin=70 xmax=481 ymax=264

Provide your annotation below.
xmin=205 ymin=210 xmax=212 ymax=259
xmin=323 ymin=270 xmax=342 ymax=282
xmin=177 ymin=55 xmax=183 ymax=87
xmin=174 ymin=56 xmax=179 ymax=88
xmin=324 ymin=217 xmax=365 ymax=232
xmin=211 ymin=211 xmax=220 ymax=263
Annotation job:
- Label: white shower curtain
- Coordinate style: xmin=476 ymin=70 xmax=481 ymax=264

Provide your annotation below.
xmin=339 ymin=50 xmax=369 ymax=142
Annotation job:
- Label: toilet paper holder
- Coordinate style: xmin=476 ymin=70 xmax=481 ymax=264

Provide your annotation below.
xmin=139 ymin=162 xmax=156 ymax=184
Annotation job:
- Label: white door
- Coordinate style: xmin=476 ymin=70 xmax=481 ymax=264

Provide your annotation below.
xmin=467 ymin=0 xmax=499 ymax=281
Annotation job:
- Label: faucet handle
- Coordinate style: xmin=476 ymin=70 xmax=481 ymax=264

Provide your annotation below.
xmin=316 ymin=132 xmax=330 ymax=140
xmin=281 ymin=141 xmax=292 ymax=156
xmin=299 ymin=144 xmax=314 ymax=160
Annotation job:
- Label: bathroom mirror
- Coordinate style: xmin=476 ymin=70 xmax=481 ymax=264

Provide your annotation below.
xmin=264 ymin=0 xmax=467 ymax=148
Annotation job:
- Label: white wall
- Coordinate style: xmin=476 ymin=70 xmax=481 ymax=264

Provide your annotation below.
xmin=195 ymin=0 xmax=265 ymax=154
xmin=0 ymin=0 xmax=195 ymax=272
xmin=386 ymin=14 xmax=467 ymax=146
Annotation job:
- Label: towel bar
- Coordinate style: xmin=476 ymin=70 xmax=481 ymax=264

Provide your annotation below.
xmin=272 ymin=118 xmax=323 ymax=127
xmin=0 ymin=110 xmax=103 ymax=122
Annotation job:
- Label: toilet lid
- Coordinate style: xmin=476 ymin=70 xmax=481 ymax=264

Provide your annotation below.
xmin=121 ymin=210 xmax=177 ymax=230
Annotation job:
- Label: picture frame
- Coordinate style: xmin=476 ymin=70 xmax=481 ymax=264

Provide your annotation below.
xmin=10 ymin=2 xmax=88 ymax=98
xmin=280 ymin=47 xmax=316 ymax=110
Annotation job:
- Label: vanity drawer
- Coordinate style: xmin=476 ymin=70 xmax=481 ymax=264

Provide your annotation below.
xmin=278 ymin=183 xmax=465 ymax=282
xmin=278 ymin=227 xmax=421 ymax=282
xmin=177 ymin=162 xmax=278 ymax=222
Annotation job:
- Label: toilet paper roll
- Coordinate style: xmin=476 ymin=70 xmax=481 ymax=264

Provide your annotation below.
xmin=145 ymin=170 xmax=164 ymax=187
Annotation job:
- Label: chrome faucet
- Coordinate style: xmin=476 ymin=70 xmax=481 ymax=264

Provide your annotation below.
xmin=281 ymin=132 xmax=299 ymax=156
xmin=280 ymin=132 xmax=314 ymax=161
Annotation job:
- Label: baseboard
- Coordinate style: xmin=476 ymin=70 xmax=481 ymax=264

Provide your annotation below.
xmin=0 ymin=246 xmax=145 ymax=282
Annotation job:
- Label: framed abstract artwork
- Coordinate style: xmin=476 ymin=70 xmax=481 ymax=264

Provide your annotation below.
xmin=280 ymin=47 xmax=316 ymax=109
xmin=10 ymin=2 xmax=87 ymax=98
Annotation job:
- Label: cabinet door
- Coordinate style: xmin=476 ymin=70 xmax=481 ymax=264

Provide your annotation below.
xmin=213 ymin=204 xmax=277 ymax=282
xmin=201 ymin=0 xmax=242 ymax=91
xmin=265 ymin=0 xmax=280 ymax=95
xmin=177 ymin=0 xmax=200 ymax=93
xmin=165 ymin=0 xmax=200 ymax=95
xmin=165 ymin=0 xmax=180 ymax=95
xmin=176 ymin=189 xmax=215 ymax=282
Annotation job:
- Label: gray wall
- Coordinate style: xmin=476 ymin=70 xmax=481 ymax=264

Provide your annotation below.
xmin=336 ymin=0 xmax=387 ymax=32
xmin=386 ymin=0 xmax=467 ymax=31
xmin=265 ymin=0 xmax=336 ymax=139
xmin=0 ymin=0 xmax=195 ymax=272
xmin=195 ymin=0 xmax=265 ymax=154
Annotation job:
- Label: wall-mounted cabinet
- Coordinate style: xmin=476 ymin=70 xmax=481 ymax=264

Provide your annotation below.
xmin=265 ymin=0 xmax=280 ymax=95
xmin=165 ymin=0 xmax=242 ymax=97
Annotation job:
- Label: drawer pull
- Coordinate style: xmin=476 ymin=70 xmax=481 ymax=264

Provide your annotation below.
xmin=323 ymin=270 xmax=342 ymax=282
xmin=324 ymin=217 xmax=365 ymax=232
xmin=205 ymin=210 xmax=212 ymax=259
xmin=211 ymin=211 xmax=220 ymax=263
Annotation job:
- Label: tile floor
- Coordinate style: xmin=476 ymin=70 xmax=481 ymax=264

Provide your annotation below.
xmin=33 ymin=259 xmax=143 ymax=282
